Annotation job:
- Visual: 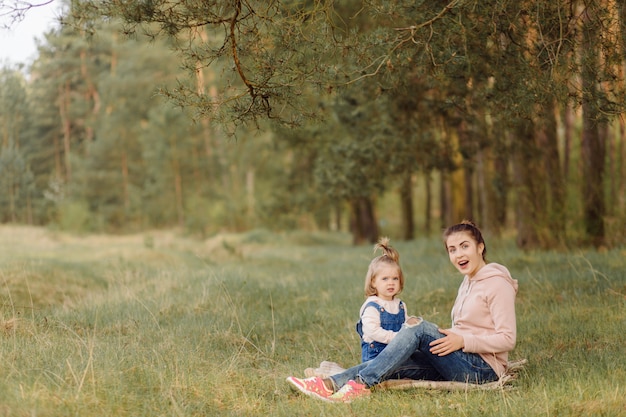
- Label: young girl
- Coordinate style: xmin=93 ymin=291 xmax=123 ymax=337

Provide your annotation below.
xmin=287 ymin=221 xmax=518 ymax=403
xmin=356 ymin=237 xmax=409 ymax=362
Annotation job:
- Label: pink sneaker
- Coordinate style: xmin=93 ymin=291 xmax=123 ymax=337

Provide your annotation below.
xmin=286 ymin=376 xmax=334 ymax=402
xmin=328 ymin=379 xmax=370 ymax=403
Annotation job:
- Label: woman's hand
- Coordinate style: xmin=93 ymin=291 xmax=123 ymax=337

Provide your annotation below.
xmin=429 ymin=328 xmax=465 ymax=356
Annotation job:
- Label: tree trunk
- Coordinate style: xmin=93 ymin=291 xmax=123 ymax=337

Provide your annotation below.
xmin=121 ymin=149 xmax=130 ymax=212
xmin=246 ymin=168 xmax=255 ymax=221
xmin=606 ymin=124 xmax=617 ymax=216
xmin=440 ymin=169 xmax=453 ymax=231
xmin=475 ymin=148 xmax=489 ymax=233
xmin=536 ymin=100 xmax=566 ymax=247
xmin=424 ymin=170 xmax=432 ymax=236
xmin=80 ymin=48 xmax=99 ymax=150
xmin=510 ymin=119 xmax=548 ymax=249
xmin=59 ymin=81 xmax=72 ymax=181
xmin=562 ymin=105 xmax=575 ymax=181
xmin=492 ymin=131 xmax=509 ymax=233
xmin=350 ymin=196 xmax=379 ymax=245
xmin=581 ymin=7 xmax=606 ymax=247
xmin=615 ymin=0 xmax=626 ymax=238
xmin=457 ymin=121 xmax=475 ymax=223
xmin=463 ymin=164 xmax=474 ymax=222
xmin=399 ymin=172 xmax=414 ymax=240
xmin=53 ymin=134 xmax=63 ymax=178
xmin=335 ymin=203 xmax=342 ymax=231
xmin=169 ymin=137 xmax=185 ymax=228
xmin=449 ymin=127 xmax=466 ymax=223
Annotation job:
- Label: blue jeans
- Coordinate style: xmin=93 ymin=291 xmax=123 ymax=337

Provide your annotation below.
xmin=329 ymin=320 xmax=498 ymax=388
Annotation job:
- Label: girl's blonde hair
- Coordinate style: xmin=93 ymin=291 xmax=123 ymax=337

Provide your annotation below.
xmin=364 ymin=237 xmax=404 ymax=297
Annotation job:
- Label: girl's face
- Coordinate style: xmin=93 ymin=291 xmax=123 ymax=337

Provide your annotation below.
xmin=372 ymin=264 xmax=401 ymax=301
xmin=445 ymin=231 xmax=486 ymax=279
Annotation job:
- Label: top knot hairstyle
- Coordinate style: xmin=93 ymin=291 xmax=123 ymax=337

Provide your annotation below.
xmin=364 ymin=237 xmax=404 ymax=297
xmin=374 ymin=237 xmax=400 ymax=263
xmin=443 ymin=220 xmax=487 ymax=261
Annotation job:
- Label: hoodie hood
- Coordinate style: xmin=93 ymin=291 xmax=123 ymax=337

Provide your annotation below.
xmin=471 ymin=263 xmax=518 ymax=293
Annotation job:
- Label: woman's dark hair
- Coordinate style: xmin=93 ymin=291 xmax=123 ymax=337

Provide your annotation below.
xmin=443 ymin=220 xmax=487 ymax=261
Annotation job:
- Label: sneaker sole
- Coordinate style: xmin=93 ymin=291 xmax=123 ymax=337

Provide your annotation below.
xmin=285 ymin=377 xmax=334 ymax=403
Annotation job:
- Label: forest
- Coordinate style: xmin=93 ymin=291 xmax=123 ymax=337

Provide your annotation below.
xmin=1 ymin=0 xmax=625 ymax=248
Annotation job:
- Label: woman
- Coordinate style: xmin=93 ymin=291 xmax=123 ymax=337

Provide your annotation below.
xmin=286 ymin=220 xmax=518 ymax=403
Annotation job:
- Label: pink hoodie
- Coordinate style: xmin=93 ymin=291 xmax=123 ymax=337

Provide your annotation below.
xmin=450 ymin=263 xmax=518 ymax=377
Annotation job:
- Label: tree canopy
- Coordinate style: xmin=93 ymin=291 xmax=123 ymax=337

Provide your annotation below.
xmin=0 ymin=0 xmax=625 ymax=247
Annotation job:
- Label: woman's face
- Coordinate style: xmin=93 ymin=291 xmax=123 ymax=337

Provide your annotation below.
xmin=445 ymin=231 xmax=486 ymax=278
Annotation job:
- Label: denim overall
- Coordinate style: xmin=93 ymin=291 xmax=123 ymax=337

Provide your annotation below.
xmin=356 ymin=301 xmax=405 ymax=362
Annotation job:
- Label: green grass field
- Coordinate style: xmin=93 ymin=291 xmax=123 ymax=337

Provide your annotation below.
xmin=0 ymin=226 xmax=624 ymax=416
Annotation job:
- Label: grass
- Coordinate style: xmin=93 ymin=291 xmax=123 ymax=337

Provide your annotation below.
xmin=0 ymin=225 xmax=624 ymax=416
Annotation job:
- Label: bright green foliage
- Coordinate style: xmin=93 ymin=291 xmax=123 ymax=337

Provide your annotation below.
xmin=66 ymin=0 xmax=346 ymax=126
xmin=0 ymin=68 xmax=35 ymax=223
xmin=4 ymin=12 xmax=306 ymax=235
xmin=0 ymin=68 xmax=28 ymax=146
xmin=1 ymin=0 xmax=626 ymax=247
xmin=0 ymin=144 xmax=35 ymax=222
xmin=74 ymin=27 xmax=183 ymax=229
